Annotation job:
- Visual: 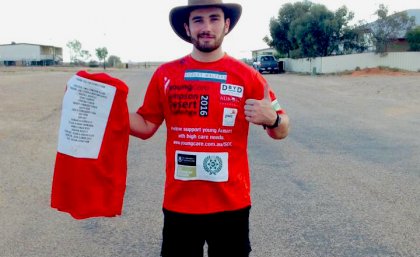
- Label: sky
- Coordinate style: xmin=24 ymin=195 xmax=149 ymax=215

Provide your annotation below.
xmin=2 ymin=0 xmax=418 ymax=62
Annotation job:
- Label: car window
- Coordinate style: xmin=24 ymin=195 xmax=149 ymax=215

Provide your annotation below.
xmin=258 ymin=56 xmax=275 ymax=61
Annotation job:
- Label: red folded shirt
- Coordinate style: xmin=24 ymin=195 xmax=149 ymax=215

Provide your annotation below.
xmin=51 ymin=70 xmax=129 ymax=219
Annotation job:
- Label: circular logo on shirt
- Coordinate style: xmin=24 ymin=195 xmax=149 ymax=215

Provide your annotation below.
xmin=203 ymin=156 xmax=223 ymax=175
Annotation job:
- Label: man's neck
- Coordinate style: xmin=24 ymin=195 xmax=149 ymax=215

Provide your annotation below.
xmin=190 ymin=47 xmax=225 ymax=62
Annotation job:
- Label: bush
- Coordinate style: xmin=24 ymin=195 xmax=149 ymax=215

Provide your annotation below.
xmin=107 ymin=55 xmax=122 ymax=68
xmin=406 ymin=26 xmax=420 ymax=51
xmin=88 ymin=60 xmax=99 ymax=68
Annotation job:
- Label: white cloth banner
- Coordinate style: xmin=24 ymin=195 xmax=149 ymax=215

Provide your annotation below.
xmin=57 ymin=75 xmax=116 ymax=159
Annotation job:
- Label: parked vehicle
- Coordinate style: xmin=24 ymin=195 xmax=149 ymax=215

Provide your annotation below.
xmin=252 ymin=55 xmax=279 ymax=74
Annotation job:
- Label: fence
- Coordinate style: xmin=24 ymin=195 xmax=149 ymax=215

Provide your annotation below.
xmin=282 ymin=52 xmax=420 ymax=74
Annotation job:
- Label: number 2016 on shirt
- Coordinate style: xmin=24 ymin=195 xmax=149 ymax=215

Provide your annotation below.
xmin=200 ymin=95 xmax=209 ymax=117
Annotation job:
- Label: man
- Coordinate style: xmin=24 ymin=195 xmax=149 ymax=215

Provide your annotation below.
xmin=130 ymin=0 xmax=290 ymax=256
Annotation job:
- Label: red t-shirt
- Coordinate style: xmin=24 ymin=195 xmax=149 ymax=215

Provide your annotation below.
xmin=51 ymin=71 xmax=129 ymax=219
xmin=138 ymin=54 xmax=284 ymax=214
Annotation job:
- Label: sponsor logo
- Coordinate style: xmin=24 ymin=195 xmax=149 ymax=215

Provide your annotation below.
xmin=222 ymin=108 xmax=237 ymax=127
xmin=176 ymin=153 xmax=197 ymax=178
xmin=220 ymin=95 xmax=240 ymax=107
xmin=220 ymin=83 xmax=244 ymax=98
xmin=177 ymin=153 xmax=197 ymax=166
xmin=185 ymin=70 xmax=227 ymax=83
xmin=203 ymin=155 xmax=223 ymax=175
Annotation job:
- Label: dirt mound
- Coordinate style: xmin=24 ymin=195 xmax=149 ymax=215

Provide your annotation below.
xmin=350 ymin=67 xmax=419 ymax=77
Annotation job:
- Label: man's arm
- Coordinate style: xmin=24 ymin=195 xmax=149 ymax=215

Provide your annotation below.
xmin=264 ymin=113 xmax=289 ymax=140
xmin=129 ymin=112 xmax=160 ymax=140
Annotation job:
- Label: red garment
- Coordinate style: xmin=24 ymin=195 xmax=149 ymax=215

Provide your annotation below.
xmin=138 ymin=54 xmax=285 ymax=214
xmin=51 ymin=71 xmax=129 ymax=219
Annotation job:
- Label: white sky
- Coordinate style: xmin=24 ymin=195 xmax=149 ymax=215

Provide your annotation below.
xmin=2 ymin=0 xmax=418 ymax=62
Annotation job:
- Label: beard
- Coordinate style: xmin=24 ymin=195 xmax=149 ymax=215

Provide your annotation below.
xmin=190 ymin=30 xmax=226 ymax=53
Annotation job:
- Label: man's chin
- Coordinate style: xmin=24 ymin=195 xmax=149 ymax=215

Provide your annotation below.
xmin=191 ymin=37 xmax=222 ymax=53
xmin=198 ymin=45 xmax=219 ymax=53
xmin=195 ymin=42 xmax=213 ymax=51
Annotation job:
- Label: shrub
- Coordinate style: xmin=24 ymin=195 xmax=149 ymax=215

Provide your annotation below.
xmin=406 ymin=26 xmax=420 ymax=51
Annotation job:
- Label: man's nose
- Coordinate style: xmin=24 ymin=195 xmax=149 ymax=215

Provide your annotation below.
xmin=200 ymin=19 xmax=212 ymax=31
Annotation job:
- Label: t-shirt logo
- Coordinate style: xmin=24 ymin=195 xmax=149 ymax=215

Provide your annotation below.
xmin=184 ymin=70 xmax=227 ymax=83
xmin=203 ymin=155 xmax=223 ymax=175
xmin=222 ymin=108 xmax=237 ymax=127
xmin=220 ymin=83 xmax=244 ymax=98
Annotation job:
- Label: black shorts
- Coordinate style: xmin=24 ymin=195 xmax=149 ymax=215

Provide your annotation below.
xmin=161 ymin=206 xmax=252 ymax=257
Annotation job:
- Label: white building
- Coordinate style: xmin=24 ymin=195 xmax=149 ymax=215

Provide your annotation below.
xmin=0 ymin=43 xmax=63 ymax=66
xmin=251 ymin=47 xmax=277 ymax=60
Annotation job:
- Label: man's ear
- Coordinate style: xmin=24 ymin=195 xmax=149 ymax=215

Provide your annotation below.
xmin=224 ymin=18 xmax=231 ymax=34
xmin=184 ymin=23 xmax=191 ymax=37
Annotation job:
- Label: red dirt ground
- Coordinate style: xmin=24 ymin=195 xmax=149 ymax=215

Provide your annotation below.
xmin=350 ymin=67 xmax=420 ymax=77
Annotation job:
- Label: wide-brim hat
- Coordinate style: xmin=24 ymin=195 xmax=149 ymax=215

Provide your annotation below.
xmin=170 ymin=0 xmax=242 ymax=43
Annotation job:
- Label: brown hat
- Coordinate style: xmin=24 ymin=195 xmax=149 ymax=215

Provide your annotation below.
xmin=169 ymin=0 xmax=242 ymax=43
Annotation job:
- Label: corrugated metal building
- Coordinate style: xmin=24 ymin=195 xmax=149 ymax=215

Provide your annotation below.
xmin=0 ymin=43 xmax=63 ymax=66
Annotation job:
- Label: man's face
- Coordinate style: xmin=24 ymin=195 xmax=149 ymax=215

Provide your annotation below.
xmin=184 ymin=7 xmax=230 ymax=53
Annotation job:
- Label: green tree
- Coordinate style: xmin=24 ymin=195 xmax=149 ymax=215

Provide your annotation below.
xmin=341 ymin=21 xmax=369 ymax=54
xmin=289 ymin=4 xmax=338 ymax=58
xmin=370 ymin=4 xmax=415 ymax=53
xmin=80 ymin=50 xmax=91 ymax=63
xmin=265 ymin=1 xmax=364 ymax=58
xmin=264 ymin=1 xmax=312 ymax=57
xmin=66 ymin=40 xmax=91 ymax=65
xmin=107 ymin=55 xmax=122 ymax=68
xmin=95 ymin=47 xmax=108 ymax=69
xmin=66 ymin=40 xmax=82 ymax=64
xmin=405 ymin=26 xmax=420 ymax=51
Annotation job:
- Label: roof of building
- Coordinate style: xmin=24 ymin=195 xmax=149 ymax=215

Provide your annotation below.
xmin=406 ymin=9 xmax=420 ymax=26
xmin=365 ymin=9 xmax=420 ymax=39
xmin=0 ymin=42 xmax=62 ymax=48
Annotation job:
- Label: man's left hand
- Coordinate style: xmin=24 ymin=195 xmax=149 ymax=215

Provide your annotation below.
xmin=244 ymin=83 xmax=277 ymax=126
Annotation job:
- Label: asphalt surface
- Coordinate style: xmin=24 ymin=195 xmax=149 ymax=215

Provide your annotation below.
xmin=0 ymin=68 xmax=419 ymax=257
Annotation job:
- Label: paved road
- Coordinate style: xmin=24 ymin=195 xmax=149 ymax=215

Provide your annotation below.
xmin=0 ymin=69 xmax=419 ymax=257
